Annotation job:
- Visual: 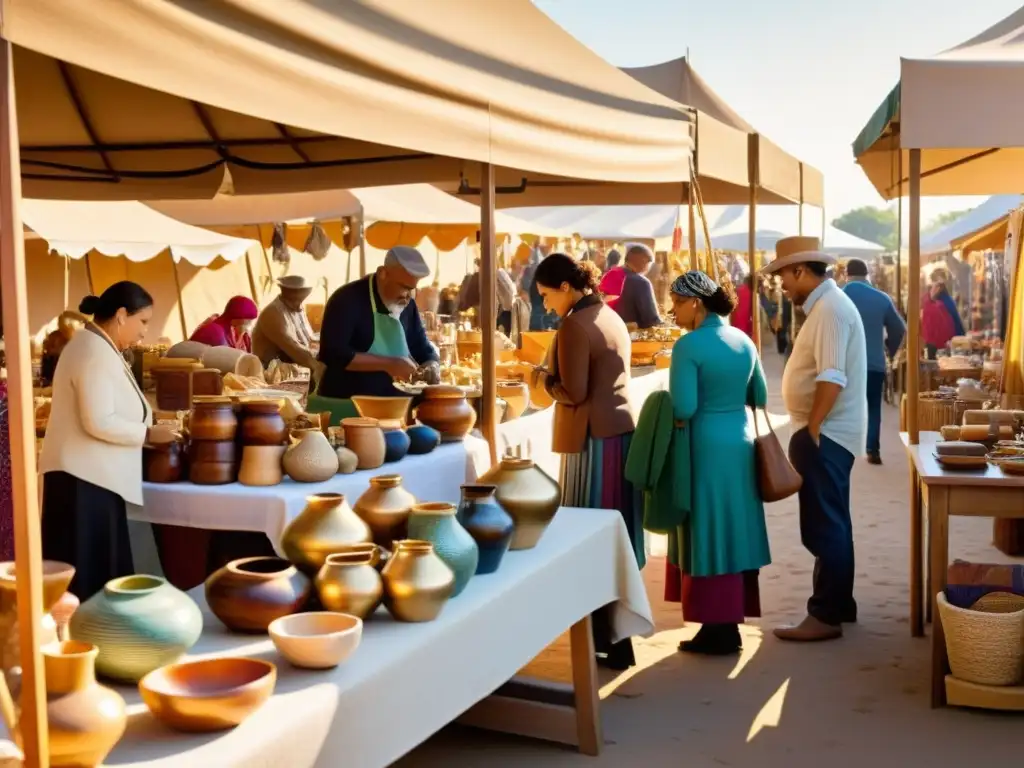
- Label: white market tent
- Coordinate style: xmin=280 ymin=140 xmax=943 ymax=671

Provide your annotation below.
xmin=503 ymin=204 xmax=689 ymax=243
xmin=706 ymin=206 xmax=885 ymax=258
xmin=920 ymin=194 xmax=1024 ymax=254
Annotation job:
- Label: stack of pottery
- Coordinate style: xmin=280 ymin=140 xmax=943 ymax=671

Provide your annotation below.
xmin=354 ymin=474 xmax=416 ymax=547
xmin=205 ymin=556 xmax=312 ymax=633
xmin=415 ymin=385 xmax=476 ymax=441
xmin=283 ymin=428 xmax=339 ymax=482
xmin=478 ymin=457 xmax=561 ymax=550
xmin=341 ymin=417 xmax=386 ymax=470
xmin=237 ymin=399 xmax=289 ymax=486
xmin=280 ymin=493 xmax=373 ymax=573
xmin=407 ymin=502 xmax=478 ymax=597
xmin=187 ymin=396 xmax=238 ymax=484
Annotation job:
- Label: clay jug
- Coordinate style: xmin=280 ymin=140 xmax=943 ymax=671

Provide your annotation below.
xmin=283 ymin=429 xmax=339 ymax=482
xmin=41 ymin=640 xmax=127 ymax=767
xmin=341 ymin=417 xmax=386 ymax=470
xmin=353 ymin=474 xmax=416 ymax=548
xmin=381 ymin=541 xmax=455 ymax=622
xmin=280 ymin=493 xmax=372 ymax=573
xmin=238 ymin=445 xmax=287 ymax=486
xmin=478 ymin=457 xmax=560 ymax=550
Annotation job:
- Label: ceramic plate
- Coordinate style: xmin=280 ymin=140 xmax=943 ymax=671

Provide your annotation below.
xmin=934 ymin=454 xmax=987 ymax=470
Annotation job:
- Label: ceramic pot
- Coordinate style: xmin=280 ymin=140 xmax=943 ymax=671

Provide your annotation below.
xmin=239 ymin=400 xmax=288 ymax=446
xmin=189 ymin=397 xmax=238 ymax=441
xmin=341 ymin=417 xmax=386 ymax=470
xmin=380 ymin=419 xmax=411 ymax=463
xmin=497 ymin=381 xmax=529 ymax=421
xmin=188 ymin=439 xmax=237 ymax=464
xmin=280 ymin=493 xmax=372 ymax=573
xmin=406 ymin=503 xmax=478 ymax=597
xmin=42 ymin=641 xmax=126 ymax=767
xmin=354 ymin=474 xmax=416 ymax=548
xmin=336 ymin=445 xmax=358 ymax=474
xmin=143 ymin=440 xmax=184 ymax=483
xmin=51 ymin=592 xmax=80 ymax=641
xmin=269 ymin=612 xmax=361 ymax=670
xmin=205 ymin=557 xmax=312 ymax=633
xmin=351 ymin=395 xmax=413 ymax=425
xmin=188 ymin=460 xmax=235 ymax=485
xmin=478 ymin=457 xmax=560 ymax=550
xmin=381 ymin=540 xmax=455 ymax=622
xmin=238 ymin=445 xmax=286 ymax=486
xmin=69 ymin=575 xmax=203 ymax=683
xmin=415 ymin=385 xmax=476 ymax=441
xmin=332 ymin=542 xmax=390 ymax=570
xmin=406 ymin=424 xmax=440 ymax=455
xmin=283 ymin=429 xmax=339 ymax=482
xmin=315 ymin=551 xmax=383 ymax=619
xmin=0 ymin=560 xmax=73 ymax=682
xmin=457 ymin=484 xmax=514 ymax=575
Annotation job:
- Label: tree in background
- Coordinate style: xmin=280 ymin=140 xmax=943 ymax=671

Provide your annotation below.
xmin=925 ymin=209 xmax=970 ymax=232
xmin=832 ymin=206 xmax=897 ymax=250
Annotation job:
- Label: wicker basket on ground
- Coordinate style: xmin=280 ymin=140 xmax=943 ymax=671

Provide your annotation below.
xmin=937 ymin=591 xmax=1024 ymax=686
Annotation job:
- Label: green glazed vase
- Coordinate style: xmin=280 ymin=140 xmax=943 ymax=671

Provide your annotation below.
xmin=406 ymin=503 xmax=479 ymax=597
xmin=69 ymin=575 xmax=203 ymax=682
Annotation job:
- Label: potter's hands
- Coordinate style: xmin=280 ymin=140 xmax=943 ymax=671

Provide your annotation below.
xmin=385 ymin=356 xmax=420 ymax=382
xmin=419 ymin=360 xmax=441 ymax=385
xmin=146 ymin=424 xmax=178 ymax=445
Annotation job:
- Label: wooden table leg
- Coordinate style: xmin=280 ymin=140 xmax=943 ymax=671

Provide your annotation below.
xmin=927 ymin=486 xmax=950 ymax=708
xmin=909 ymin=463 xmax=924 ymax=637
xmin=569 ymin=615 xmax=602 ymax=756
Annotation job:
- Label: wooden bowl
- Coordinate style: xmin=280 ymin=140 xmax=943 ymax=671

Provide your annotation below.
xmin=139 ymin=657 xmax=276 ymax=732
xmin=268 ymin=612 xmax=362 ymax=669
xmin=351 ymin=396 xmax=412 ymax=425
xmin=189 ymin=461 xmax=236 ymax=485
xmin=188 ymin=439 xmax=237 ymax=464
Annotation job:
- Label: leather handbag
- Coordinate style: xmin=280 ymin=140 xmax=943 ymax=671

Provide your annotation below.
xmin=753 ymin=408 xmax=802 ymax=502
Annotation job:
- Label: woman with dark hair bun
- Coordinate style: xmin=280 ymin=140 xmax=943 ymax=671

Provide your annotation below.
xmin=530 ymin=253 xmax=643 ymax=670
xmin=661 ymin=270 xmax=771 ymax=656
xmin=40 ymin=280 xmax=176 ymax=599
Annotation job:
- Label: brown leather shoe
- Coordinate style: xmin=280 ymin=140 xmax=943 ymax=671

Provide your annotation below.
xmin=773 ymin=615 xmax=842 ymax=642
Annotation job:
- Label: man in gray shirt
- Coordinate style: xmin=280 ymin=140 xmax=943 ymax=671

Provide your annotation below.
xmin=612 ymin=243 xmax=662 ymax=329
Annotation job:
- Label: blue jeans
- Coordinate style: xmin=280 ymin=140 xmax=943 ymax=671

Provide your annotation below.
xmin=866 ymin=370 xmax=885 ymax=454
xmin=788 ymin=429 xmax=856 ymax=625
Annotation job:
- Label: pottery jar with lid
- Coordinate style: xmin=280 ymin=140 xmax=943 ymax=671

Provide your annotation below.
xmin=239 ymin=399 xmax=288 ymax=446
xmin=381 ymin=540 xmax=455 ymax=622
xmin=341 ymin=417 xmax=386 ymax=470
xmin=478 ymin=457 xmax=560 ymax=550
xmin=280 ymin=493 xmax=372 ymax=574
xmin=353 ymin=474 xmax=416 ymax=548
xmin=189 ymin=396 xmax=238 ymax=441
xmin=415 ymin=384 xmax=476 ymax=441
xmin=406 ymin=502 xmax=478 ymax=597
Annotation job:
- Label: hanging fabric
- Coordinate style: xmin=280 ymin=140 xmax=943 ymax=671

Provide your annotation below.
xmin=271 ymin=223 xmax=290 ymax=264
xmin=303 ymin=221 xmax=332 ymax=261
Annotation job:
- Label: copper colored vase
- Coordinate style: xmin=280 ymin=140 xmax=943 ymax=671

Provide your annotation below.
xmin=415 ymin=385 xmax=476 ymax=441
xmin=315 ymin=551 xmax=383 ymax=619
xmin=280 ymin=493 xmax=372 ymax=574
xmin=353 ymin=474 xmax=416 ymax=548
xmin=205 ymin=557 xmax=311 ymax=633
xmin=477 ymin=457 xmax=561 ymax=550
xmin=381 ymin=540 xmax=455 ymax=622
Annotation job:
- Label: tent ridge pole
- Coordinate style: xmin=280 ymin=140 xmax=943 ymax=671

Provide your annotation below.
xmin=748 ymin=134 xmax=760 ymax=354
xmin=907 ymin=148 xmax=922 ymax=445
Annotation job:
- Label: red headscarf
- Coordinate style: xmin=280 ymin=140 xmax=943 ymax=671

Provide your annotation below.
xmin=190 ymin=296 xmax=259 ymax=351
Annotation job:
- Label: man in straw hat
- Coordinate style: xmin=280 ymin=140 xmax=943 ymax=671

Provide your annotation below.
xmin=251 ymin=275 xmax=321 ymax=377
xmin=761 ymin=236 xmax=867 ymax=642
xmin=311 ymin=246 xmax=439 ymax=424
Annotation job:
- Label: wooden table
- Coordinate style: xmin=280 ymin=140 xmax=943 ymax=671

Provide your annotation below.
xmin=902 ymin=431 xmax=1024 ymax=707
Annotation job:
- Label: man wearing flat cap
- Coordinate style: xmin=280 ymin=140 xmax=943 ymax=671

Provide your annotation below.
xmin=252 ymin=275 xmax=322 ymax=376
xmin=761 ymin=237 xmax=867 ymax=643
xmin=311 ymin=246 xmax=439 ymax=424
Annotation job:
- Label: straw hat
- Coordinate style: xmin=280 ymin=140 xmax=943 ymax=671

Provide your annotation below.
xmin=276 ymin=275 xmax=313 ymax=300
xmin=760 ymin=236 xmax=836 ymax=275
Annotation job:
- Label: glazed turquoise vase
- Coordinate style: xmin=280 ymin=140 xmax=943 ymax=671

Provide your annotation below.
xmin=456 ymin=484 xmax=514 ymax=575
xmin=407 ymin=503 xmax=479 ymax=597
xmin=69 ymin=574 xmax=203 ymax=682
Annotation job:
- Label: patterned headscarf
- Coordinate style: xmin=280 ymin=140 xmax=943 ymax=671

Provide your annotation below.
xmin=671 ymin=270 xmax=718 ymax=299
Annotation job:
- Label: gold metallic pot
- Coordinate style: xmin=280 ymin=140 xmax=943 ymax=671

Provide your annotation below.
xmin=381 ymin=540 xmax=455 ymax=622
xmin=281 ymin=493 xmax=372 ymax=573
xmin=315 ymin=550 xmax=383 ymax=619
xmin=353 ymin=474 xmax=416 ymax=548
xmin=477 ymin=457 xmax=561 ymax=550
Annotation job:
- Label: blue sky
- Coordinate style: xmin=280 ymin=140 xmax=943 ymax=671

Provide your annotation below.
xmin=534 ymin=0 xmax=1021 ymax=224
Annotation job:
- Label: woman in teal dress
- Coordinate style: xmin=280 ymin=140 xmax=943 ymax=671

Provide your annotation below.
xmin=667 ymin=271 xmax=771 ymax=655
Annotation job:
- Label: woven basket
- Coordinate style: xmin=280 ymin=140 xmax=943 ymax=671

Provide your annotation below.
xmin=918 ymin=393 xmax=957 ymax=432
xmin=937 ymin=591 xmax=1024 ymax=686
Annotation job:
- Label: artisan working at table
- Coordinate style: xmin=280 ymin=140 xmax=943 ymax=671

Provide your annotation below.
xmin=311 ymin=246 xmax=440 ymax=424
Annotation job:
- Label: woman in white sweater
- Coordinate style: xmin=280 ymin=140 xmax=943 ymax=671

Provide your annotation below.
xmin=40 ymin=282 xmax=175 ymax=599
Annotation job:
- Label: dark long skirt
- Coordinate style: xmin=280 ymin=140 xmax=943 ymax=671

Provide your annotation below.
xmin=41 ymin=471 xmax=134 ymax=601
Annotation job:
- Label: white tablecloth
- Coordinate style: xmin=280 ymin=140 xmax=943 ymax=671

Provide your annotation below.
xmin=100 ymin=507 xmax=654 ymax=768
xmin=130 ymin=439 xmax=492 ymax=555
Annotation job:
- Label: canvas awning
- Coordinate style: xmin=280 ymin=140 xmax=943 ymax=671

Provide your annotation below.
xmin=503 ymin=204 xmax=700 ymax=245
xmin=8 ymin=0 xmax=693 ymax=202
xmin=706 ymin=205 xmax=884 ymax=257
xmin=921 ymin=195 xmax=1024 ymax=253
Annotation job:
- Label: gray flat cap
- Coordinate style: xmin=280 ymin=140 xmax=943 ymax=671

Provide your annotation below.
xmin=384 ymin=246 xmax=430 ymax=279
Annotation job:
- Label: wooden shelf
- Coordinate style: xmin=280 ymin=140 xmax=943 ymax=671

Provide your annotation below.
xmin=945 ymin=675 xmax=1024 ymax=711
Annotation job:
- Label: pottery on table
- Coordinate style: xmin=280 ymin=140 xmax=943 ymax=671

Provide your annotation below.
xmin=283 ymin=428 xmax=339 ymax=482
xmin=478 ymin=457 xmax=560 ymax=550
xmin=407 ymin=503 xmax=478 ymax=597
xmin=381 ymin=540 xmax=455 ymax=622
xmin=42 ymin=641 xmax=126 ymax=767
xmin=315 ymin=551 xmax=383 ymax=619
xmin=143 ymin=440 xmax=185 ymax=483
xmin=205 ymin=557 xmax=312 ymax=633
xmin=0 ymin=560 xmax=74 ymax=683
xmin=281 ymin=493 xmax=372 ymax=573
xmin=332 ymin=542 xmax=389 ymax=569
xmin=457 ymin=484 xmax=514 ymax=575
xmin=69 ymin=575 xmax=202 ymax=683
xmin=415 ymin=385 xmax=476 ymax=441
xmin=187 ymin=438 xmax=238 ymax=464
xmin=139 ymin=657 xmax=276 ymax=732
xmin=189 ymin=396 xmax=238 ymax=441
xmin=269 ymin=612 xmax=362 ymax=669
xmin=51 ymin=592 xmax=80 ymax=641
xmin=354 ymin=474 xmax=416 ymax=548
xmin=238 ymin=445 xmax=287 ymax=486
xmin=351 ymin=395 xmax=412 ymax=425
xmin=341 ymin=417 xmax=387 ymax=470
xmin=188 ymin=459 xmax=236 ymax=485
xmin=406 ymin=423 xmax=440 ymax=455
xmin=239 ymin=399 xmax=288 ymax=446
xmin=497 ymin=381 xmax=530 ymax=421
xmin=336 ymin=445 xmax=359 ymax=474
xmin=380 ymin=419 xmax=411 ymax=463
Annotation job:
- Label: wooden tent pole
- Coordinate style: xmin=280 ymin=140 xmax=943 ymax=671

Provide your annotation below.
xmin=907 ymin=149 xmax=922 ymax=444
xmin=748 ymin=135 xmax=761 ymax=354
xmin=358 ymin=212 xmax=367 ymax=278
xmin=479 ymin=162 xmax=498 ymax=466
xmin=170 ymin=257 xmax=188 ymax=340
xmin=687 ymin=183 xmax=697 ymax=267
xmin=798 ymin=164 xmax=805 ymax=236
xmin=0 ymin=35 xmax=49 ymax=768
xmin=897 ymin=152 xmax=904 ymax=314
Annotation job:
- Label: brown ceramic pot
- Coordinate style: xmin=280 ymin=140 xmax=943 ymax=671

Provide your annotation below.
xmin=315 ymin=551 xmax=383 ymax=619
xmin=280 ymin=493 xmax=372 ymax=573
xmin=415 ymin=385 xmax=476 ymax=441
xmin=238 ymin=445 xmax=286 ymax=487
xmin=189 ymin=397 xmax=238 ymax=441
xmin=353 ymin=474 xmax=416 ymax=548
xmin=381 ymin=540 xmax=455 ymax=622
xmin=239 ymin=400 xmax=288 ymax=446
xmin=477 ymin=457 xmax=561 ymax=550
xmin=188 ymin=461 xmax=236 ymax=485
xmin=283 ymin=429 xmax=339 ymax=482
xmin=187 ymin=439 xmax=237 ymax=464
xmin=341 ymin=417 xmax=386 ymax=470
xmin=205 ymin=557 xmax=312 ymax=633
xmin=143 ymin=440 xmax=185 ymax=483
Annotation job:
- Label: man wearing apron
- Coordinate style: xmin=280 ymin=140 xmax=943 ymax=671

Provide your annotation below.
xmin=311 ymin=246 xmax=439 ymax=424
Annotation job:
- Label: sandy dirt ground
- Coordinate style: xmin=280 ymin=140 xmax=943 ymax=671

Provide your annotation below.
xmin=398 ymin=346 xmax=1024 ymax=768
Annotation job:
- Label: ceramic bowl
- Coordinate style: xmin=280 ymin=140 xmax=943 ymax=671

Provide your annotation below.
xmin=139 ymin=657 xmax=276 ymax=732
xmin=268 ymin=612 xmax=362 ymax=669
xmin=352 ymin=396 xmax=412 ymax=425
xmin=406 ymin=424 xmax=440 ymax=455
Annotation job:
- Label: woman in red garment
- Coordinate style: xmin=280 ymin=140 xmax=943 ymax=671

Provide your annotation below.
xmin=920 ymin=286 xmax=956 ymax=359
xmin=597 ymin=249 xmax=626 ymax=310
xmin=189 ymin=296 xmax=259 ymax=352
xmin=730 ymin=280 xmax=754 ymax=339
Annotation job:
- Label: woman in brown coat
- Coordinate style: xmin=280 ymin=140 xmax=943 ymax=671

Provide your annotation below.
xmin=530 ymin=253 xmax=642 ymax=670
